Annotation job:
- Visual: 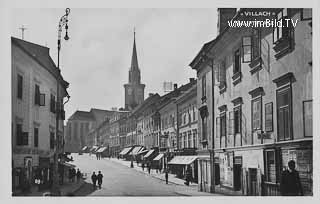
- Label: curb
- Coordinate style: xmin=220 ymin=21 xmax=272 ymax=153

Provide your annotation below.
xmin=62 ymin=180 xmax=85 ymax=196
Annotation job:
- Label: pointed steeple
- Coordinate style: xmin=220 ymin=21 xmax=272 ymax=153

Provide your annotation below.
xmin=131 ymin=28 xmax=139 ymax=70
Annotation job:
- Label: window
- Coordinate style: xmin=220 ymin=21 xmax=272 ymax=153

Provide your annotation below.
xmin=188 ymin=131 xmax=192 ymax=148
xmin=265 ymin=102 xmax=273 ymax=132
xmin=179 ymin=133 xmax=182 ymax=149
xmin=303 ymin=100 xmax=312 ymax=137
xmin=242 ymin=36 xmax=252 ymax=63
xmin=34 ymin=84 xmax=45 ymax=106
xmin=50 ymin=94 xmax=56 ymax=113
xmin=193 ymin=107 xmax=196 ymax=121
xmin=202 ymin=116 xmax=208 ymax=141
xmin=219 ymin=60 xmax=226 ymax=85
xmin=193 ymin=129 xmax=197 ymax=148
xmin=17 ymin=74 xmax=23 ymax=99
xmin=220 ymin=113 xmax=226 ymax=137
xmin=252 ymin=97 xmax=262 ymax=131
xmin=183 ymin=132 xmax=187 ymax=148
xmin=277 ymin=86 xmax=292 ymax=141
xmin=301 ymin=8 xmax=312 ymax=21
xmin=16 ymin=123 xmax=23 ymax=145
xmin=34 ymin=127 xmax=39 ymax=147
xmin=234 ymin=106 xmax=241 ymax=134
xmin=264 ymin=149 xmax=280 ymax=183
xmin=50 ymin=132 xmax=55 ymax=149
xmin=242 ymin=30 xmax=261 ymax=63
xmin=201 ymin=75 xmax=206 ymax=99
xmin=273 ymin=9 xmax=291 ymax=43
xmin=35 ymin=84 xmax=40 ymax=105
xmin=251 ymin=29 xmax=261 ymax=61
xmin=234 ymin=49 xmax=241 ymax=74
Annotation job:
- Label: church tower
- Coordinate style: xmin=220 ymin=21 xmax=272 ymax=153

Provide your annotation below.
xmin=124 ymin=30 xmax=145 ymax=110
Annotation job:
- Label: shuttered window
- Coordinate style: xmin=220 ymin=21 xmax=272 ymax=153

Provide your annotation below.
xmin=17 ymin=74 xmax=23 ymax=99
xmin=277 ymin=86 xmax=292 ymax=141
xmin=252 ymin=97 xmax=262 ymax=131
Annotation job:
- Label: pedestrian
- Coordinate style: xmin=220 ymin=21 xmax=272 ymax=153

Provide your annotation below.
xmin=96 ymin=153 xmax=98 ymax=160
xmin=142 ymin=163 xmax=145 ymax=171
xmin=91 ymin=172 xmax=97 ymax=189
xmin=159 ymin=164 xmax=162 ymax=173
xmin=97 ymin=171 xmax=103 ymax=189
xmin=148 ymin=164 xmax=151 ymax=174
xmin=280 ymin=160 xmax=304 ymax=196
xmin=165 ymin=170 xmax=169 ymax=184
xmin=72 ymin=168 xmax=76 ymax=182
xmin=76 ymin=168 xmax=81 ymax=182
xmin=68 ymin=168 xmax=72 ymax=182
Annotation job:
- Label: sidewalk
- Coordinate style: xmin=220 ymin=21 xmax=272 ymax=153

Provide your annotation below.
xmin=14 ymin=179 xmax=85 ymax=196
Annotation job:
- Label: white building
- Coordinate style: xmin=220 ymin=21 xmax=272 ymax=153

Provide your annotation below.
xmin=11 ymin=37 xmax=69 ymax=193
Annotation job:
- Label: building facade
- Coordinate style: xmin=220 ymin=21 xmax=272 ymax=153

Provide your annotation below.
xmin=190 ymin=8 xmax=312 ymax=195
xmin=11 ymin=37 xmax=69 ymax=193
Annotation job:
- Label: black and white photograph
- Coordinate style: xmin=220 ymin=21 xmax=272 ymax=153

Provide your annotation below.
xmin=1 ymin=0 xmax=318 ymax=200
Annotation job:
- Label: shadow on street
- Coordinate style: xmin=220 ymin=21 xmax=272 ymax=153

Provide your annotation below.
xmin=72 ymin=181 xmax=97 ymax=196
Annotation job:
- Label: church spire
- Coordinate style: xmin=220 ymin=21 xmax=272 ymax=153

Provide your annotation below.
xmin=131 ymin=28 xmax=139 ymax=70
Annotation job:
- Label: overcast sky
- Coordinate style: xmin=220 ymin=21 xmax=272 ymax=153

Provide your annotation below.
xmin=11 ymin=8 xmax=218 ymax=120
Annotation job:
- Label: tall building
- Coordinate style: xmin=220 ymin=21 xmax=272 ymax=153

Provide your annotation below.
xmin=124 ymin=31 xmax=145 ymax=110
xmin=190 ymin=8 xmax=312 ymax=195
xmin=11 ymin=37 xmax=69 ymax=194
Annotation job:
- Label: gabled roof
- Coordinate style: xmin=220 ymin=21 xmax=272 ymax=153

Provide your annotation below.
xmin=90 ymin=108 xmax=116 ymax=124
xmin=131 ymin=93 xmax=161 ymax=117
xmin=11 ymin=37 xmax=69 ymax=89
xmin=130 ymin=31 xmax=139 ymax=70
xmin=68 ymin=111 xmax=95 ymax=121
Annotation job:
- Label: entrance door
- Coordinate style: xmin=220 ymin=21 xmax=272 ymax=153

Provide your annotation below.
xmin=214 ymin=163 xmax=220 ymax=185
xmin=248 ymin=168 xmax=258 ymax=196
xmin=233 ymin=164 xmax=242 ymax=191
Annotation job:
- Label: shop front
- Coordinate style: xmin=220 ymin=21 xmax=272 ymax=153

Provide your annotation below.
xmin=168 ymin=155 xmax=198 ymax=183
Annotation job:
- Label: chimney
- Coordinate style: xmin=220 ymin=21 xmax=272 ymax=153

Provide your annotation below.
xmin=217 ymin=8 xmax=237 ymax=35
xmin=189 ymin=78 xmax=195 ymax=83
xmin=174 ymin=83 xmax=178 ymax=90
xmin=149 ymin=93 xmax=154 ymax=97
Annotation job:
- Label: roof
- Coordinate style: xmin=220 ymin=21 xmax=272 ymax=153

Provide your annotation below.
xmin=11 ymin=37 xmax=69 ymax=89
xmin=130 ymin=31 xmax=139 ymax=70
xmin=90 ymin=108 xmax=115 ymax=124
xmin=175 ymin=84 xmax=197 ymax=104
xmin=130 ymin=93 xmax=161 ymax=117
xmin=158 ymin=79 xmax=197 ymax=110
xmin=68 ymin=111 xmax=95 ymax=121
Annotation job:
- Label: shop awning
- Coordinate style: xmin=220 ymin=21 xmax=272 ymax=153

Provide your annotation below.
xmin=61 ymin=162 xmax=76 ymax=168
xmin=90 ymin=146 xmax=98 ymax=152
xmin=97 ymin=147 xmax=107 ymax=153
xmin=82 ymin=146 xmax=88 ymax=151
xmin=168 ymin=156 xmax=198 ymax=165
xmin=143 ymin=150 xmax=155 ymax=159
xmin=119 ymin=147 xmax=132 ymax=155
xmin=130 ymin=146 xmax=143 ymax=155
xmin=137 ymin=149 xmax=148 ymax=155
xmin=153 ymin=153 xmax=164 ymax=161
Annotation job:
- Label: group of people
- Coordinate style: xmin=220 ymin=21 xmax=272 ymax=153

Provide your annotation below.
xmin=96 ymin=153 xmax=102 ymax=160
xmin=69 ymin=168 xmax=82 ymax=183
xmin=91 ymin=171 xmax=104 ymax=189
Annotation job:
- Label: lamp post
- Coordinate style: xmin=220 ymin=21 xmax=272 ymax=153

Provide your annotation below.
xmin=51 ymin=8 xmax=70 ymax=195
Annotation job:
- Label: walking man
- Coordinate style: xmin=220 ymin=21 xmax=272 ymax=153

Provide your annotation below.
xmin=280 ymin=160 xmax=304 ymax=196
xmin=76 ymin=168 xmax=81 ymax=182
xmin=165 ymin=170 xmax=169 ymax=184
xmin=91 ymin=172 xmax=97 ymax=189
xmin=142 ymin=163 xmax=145 ymax=171
xmin=97 ymin=171 xmax=103 ymax=189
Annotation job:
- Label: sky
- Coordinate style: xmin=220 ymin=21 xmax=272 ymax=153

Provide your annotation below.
xmin=10 ymin=8 xmax=218 ymax=120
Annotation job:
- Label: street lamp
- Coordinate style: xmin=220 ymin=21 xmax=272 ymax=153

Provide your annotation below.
xmin=51 ymin=8 xmax=70 ymax=195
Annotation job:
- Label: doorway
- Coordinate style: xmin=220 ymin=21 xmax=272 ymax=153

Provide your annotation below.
xmin=233 ymin=156 xmax=242 ymax=191
xmin=248 ymin=168 xmax=258 ymax=196
xmin=214 ymin=163 xmax=220 ymax=185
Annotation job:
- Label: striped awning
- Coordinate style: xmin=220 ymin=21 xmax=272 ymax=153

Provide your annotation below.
xmin=96 ymin=147 xmax=107 ymax=153
xmin=82 ymin=146 xmax=88 ymax=151
xmin=168 ymin=156 xmax=198 ymax=165
xmin=153 ymin=153 xmax=164 ymax=161
xmin=119 ymin=147 xmax=132 ymax=155
xmin=130 ymin=146 xmax=143 ymax=155
xmin=143 ymin=150 xmax=155 ymax=159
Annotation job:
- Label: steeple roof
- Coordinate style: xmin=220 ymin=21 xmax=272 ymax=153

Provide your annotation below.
xmin=130 ymin=30 xmax=139 ymax=70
